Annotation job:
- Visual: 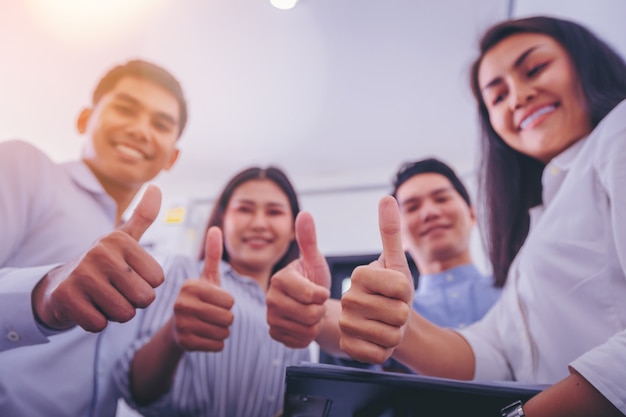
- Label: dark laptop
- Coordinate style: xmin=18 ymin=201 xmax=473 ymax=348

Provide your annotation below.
xmin=283 ymin=363 xmax=546 ymax=417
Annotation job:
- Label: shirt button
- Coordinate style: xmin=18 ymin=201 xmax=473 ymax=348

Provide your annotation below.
xmin=446 ymin=274 xmax=454 ymax=282
xmin=550 ymin=166 xmax=560 ymax=175
xmin=449 ymin=291 xmax=458 ymax=298
xmin=7 ymin=331 xmax=20 ymax=342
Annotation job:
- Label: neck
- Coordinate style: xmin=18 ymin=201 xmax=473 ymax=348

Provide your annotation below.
xmin=414 ymin=251 xmax=473 ymax=275
xmin=84 ymin=162 xmax=141 ymax=226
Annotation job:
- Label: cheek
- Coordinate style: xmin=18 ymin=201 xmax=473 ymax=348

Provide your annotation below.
xmin=277 ymin=222 xmax=295 ymax=242
xmin=401 ymin=215 xmax=420 ymax=241
xmin=488 ymin=110 xmax=510 ymax=139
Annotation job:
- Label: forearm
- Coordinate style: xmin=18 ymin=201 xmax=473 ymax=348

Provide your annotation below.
xmin=130 ymin=317 xmax=185 ymax=405
xmin=393 ymin=310 xmax=475 ymax=379
xmin=522 ymin=369 xmax=623 ymax=417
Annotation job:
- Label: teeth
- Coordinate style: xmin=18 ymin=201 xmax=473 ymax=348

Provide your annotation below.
xmin=520 ymin=105 xmax=556 ymax=130
xmin=116 ymin=144 xmax=143 ymax=159
xmin=247 ymin=238 xmax=269 ymax=244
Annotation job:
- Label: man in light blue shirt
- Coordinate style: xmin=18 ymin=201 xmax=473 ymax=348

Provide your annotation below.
xmin=391 ymin=158 xmax=501 ymax=331
xmin=0 ymin=59 xmax=187 ymax=416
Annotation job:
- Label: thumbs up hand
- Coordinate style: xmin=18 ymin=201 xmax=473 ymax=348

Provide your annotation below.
xmin=339 ymin=196 xmax=414 ymax=364
xmin=170 ymin=226 xmax=235 ymax=352
xmin=266 ymin=211 xmax=331 ymax=348
xmin=33 ymin=185 xmax=166 ymax=332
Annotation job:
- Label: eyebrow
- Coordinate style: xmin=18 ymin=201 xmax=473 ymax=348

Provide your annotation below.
xmin=399 ymin=186 xmax=453 ymax=205
xmin=481 ymin=45 xmax=540 ymax=92
xmin=233 ymin=199 xmax=288 ymax=208
xmin=114 ymin=92 xmax=178 ymax=126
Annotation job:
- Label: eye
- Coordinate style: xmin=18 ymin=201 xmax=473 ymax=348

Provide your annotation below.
xmin=114 ymin=104 xmax=135 ymax=115
xmin=153 ymin=121 xmax=173 ymax=133
xmin=527 ymin=62 xmax=548 ymax=78
xmin=402 ymin=203 xmax=419 ymax=214
xmin=493 ymin=94 xmax=504 ymax=105
xmin=236 ymin=206 xmax=254 ymax=214
xmin=268 ymin=208 xmax=287 ymax=216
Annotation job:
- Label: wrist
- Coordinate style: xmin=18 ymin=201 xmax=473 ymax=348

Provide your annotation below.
xmin=32 ymin=272 xmax=71 ymax=330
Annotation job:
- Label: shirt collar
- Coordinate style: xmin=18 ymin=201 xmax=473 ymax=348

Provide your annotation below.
xmin=62 ymin=160 xmax=117 ymax=222
xmin=418 ymin=263 xmax=481 ymax=291
xmin=62 ymin=160 xmax=107 ymax=195
xmin=540 ymin=136 xmax=588 ymax=209
xmin=547 ymin=135 xmax=588 ymax=172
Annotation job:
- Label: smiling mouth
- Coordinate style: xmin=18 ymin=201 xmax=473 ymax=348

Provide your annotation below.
xmin=420 ymin=225 xmax=449 ymax=237
xmin=244 ymin=237 xmax=272 ymax=246
xmin=519 ymin=104 xmax=557 ymax=130
xmin=115 ymin=143 xmax=145 ymax=160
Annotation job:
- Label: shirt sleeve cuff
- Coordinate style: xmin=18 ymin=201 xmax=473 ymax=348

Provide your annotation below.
xmin=569 ymin=331 xmax=626 ymax=415
xmin=0 ymin=265 xmax=60 ymax=351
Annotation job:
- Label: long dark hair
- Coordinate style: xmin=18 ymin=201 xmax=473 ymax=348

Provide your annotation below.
xmin=469 ymin=16 xmax=626 ymax=287
xmin=198 ymin=166 xmax=301 ymax=279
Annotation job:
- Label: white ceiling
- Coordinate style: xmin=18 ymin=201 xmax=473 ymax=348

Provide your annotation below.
xmin=2 ymin=0 xmax=625 ymax=256
xmin=0 ymin=0 xmax=510 ymax=200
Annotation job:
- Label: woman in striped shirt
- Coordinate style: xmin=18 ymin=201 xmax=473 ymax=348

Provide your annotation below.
xmin=114 ymin=166 xmax=311 ymax=417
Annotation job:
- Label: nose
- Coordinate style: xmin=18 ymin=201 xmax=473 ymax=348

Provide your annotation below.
xmin=509 ymin=78 xmax=536 ymax=110
xmin=249 ymin=210 xmax=269 ymax=229
xmin=126 ymin=114 xmax=152 ymax=142
xmin=419 ymin=200 xmax=441 ymax=222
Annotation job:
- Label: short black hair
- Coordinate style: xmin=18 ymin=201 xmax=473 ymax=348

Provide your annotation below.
xmin=92 ymin=59 xmax=188 ymax=137
xmin=392 ymin=158 xmax=471 ymax=206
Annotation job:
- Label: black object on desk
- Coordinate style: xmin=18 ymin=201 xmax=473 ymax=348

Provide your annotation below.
xmin=283 ymin=363 xmax=546 ymax=417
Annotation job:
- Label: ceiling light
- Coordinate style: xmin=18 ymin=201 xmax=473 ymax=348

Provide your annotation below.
xmin=270 ymin=0 xmax=298 ymax=10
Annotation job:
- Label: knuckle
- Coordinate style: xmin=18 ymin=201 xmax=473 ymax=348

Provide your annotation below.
xmin=82 ymin=317 xmax=108 ymax=333
xmin=113 ymin=306 xmax=136 ymax=323
xmin=135 ymin=289 xmax=156 ymax=309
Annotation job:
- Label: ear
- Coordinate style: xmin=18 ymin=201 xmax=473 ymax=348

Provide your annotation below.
xmin=468 ymin=205 xmax=477 ymax=226
xmin=76 ymin=108 xmax=92 ymax=134
xmin=163 ymin=147 xmax=180 ymax=171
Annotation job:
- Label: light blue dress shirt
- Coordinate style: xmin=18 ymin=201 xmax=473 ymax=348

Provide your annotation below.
xmin=0 ymin=140 xmax=138 ymax=417
xmin=114 ymin=258 xmax=310 ymax=417
xmin=413 ymin=264 xmax=501 ymax=329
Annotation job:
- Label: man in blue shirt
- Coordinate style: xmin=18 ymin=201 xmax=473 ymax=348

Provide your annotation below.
xmin=392 ymin=158 xmax=501 ymax=330
xmin=0 ymin=59 xmax=187 ymax=416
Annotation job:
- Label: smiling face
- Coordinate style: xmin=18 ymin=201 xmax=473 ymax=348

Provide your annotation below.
xmin=478 ymin=33 xmax=592 ymax=163
xmin=79 ymin=76 xmax=180 ymax=192
xmin=222 ymin=179 xmax=295 ymax=284
xmin=396 ymin=173 xmax=475 ymax=273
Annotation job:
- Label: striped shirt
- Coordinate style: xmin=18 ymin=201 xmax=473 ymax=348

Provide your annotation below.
xmin=114 ymin=256 xmax=310 ymax=417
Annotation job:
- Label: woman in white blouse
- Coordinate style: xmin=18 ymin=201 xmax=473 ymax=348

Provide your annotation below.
xmin=335 ymin=16 xmax=626 ymax=417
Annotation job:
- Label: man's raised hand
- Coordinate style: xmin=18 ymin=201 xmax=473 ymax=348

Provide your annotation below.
xmin=33 ymin=185 xmax=165 ymax=332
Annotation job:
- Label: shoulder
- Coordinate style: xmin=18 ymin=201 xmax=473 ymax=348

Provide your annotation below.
xmin=585 ymin=100 xmax=626 ymax=179
xmin=161 ymin=255 xmax=200 ymax=285
xmin=589 ymin=100 xmax=626 ymax=152
xmin=0 ymin=140 xmax=60 ymax=181
xmin=0 ymin=140 xmax=51 ymax=164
